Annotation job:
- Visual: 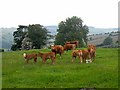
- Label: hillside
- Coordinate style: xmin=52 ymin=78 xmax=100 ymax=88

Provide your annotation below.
xmin=0 ymin=28 xmax=16 ymax=49
xmin=88 ymin=31 xmax=119 ymax=46
xmin=88 ymin=27 xmax=118 ymax=35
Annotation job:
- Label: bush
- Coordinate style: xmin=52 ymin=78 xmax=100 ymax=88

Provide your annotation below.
xmin=103 ymin=36 xmax=113 ymax=45
xmin=0 ymin=49 xmax=4 ymax=52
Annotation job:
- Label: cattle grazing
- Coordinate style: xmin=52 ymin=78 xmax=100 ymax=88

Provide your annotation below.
xmin=87 ymin=44 xmax=96 ymax=62
xmin=38 ymin=52 xmax=56 ymax=64
xmin=66 ymin=40 xmax=79 ymax=47
xmin=23 ymin=53 xmax=37 ymax=63
xmin=88 ymin=48 xmax=96 ymax=62
xmin=51 ymin=45 xmax=64 ymax=58
xmin=64 ymin=44 xmax=76 ymax=51
xmin=81 ymin=50 xmax=92 ymax=63
xmin=72 ymin=49 xmax=92 ymax=63
xmin=72 ymin=50 xmax=83 ymax=63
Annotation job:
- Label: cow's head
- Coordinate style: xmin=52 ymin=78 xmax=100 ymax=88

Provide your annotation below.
xmin=23 ymin=53 xmax=27 ymax=58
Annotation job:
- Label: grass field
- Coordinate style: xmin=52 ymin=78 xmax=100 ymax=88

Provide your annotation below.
xmin=2 ymin=48 xmax=118 ymax=88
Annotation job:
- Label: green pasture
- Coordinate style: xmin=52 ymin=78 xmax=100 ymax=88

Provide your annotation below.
xmin=2 ymin=48 xmax=118 ymax=88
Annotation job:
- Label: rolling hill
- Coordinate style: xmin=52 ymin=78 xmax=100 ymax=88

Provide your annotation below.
xmin=87 ymin=32 xmax=119 ymax=47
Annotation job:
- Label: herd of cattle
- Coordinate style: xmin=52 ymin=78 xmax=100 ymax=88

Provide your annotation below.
xmin=23 ymin=40 xmax=96 ymax=64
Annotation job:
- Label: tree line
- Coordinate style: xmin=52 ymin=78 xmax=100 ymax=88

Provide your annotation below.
xmin=11 ymin=16 xmax=89 ymax=51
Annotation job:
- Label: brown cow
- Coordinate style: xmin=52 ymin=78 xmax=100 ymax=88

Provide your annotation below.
xmin=72 ymin=49 xmax=92 ymax=63
xmin=81 ymin=50 xmax=91 ymax=63
xmin=87 ymin=44 xmax=96 ymax=62
xmin=23 ymin=53 xmax=37 ymax=63
xmin=88 ymin=44 xmax=96 ymax=51
xmin=64 ymin=44 xmax=76 ymax=51
xmin=38 ymin=52 xmax=56 ymax=64
xmin=66 ymin=40 xmax=79 ymax=47
xmin=51 ymin=45 xmax=64 ymax=58
xmin=72 ymin=50 xmax=83 ymax=63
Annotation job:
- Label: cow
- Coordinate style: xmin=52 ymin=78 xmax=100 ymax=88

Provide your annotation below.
xmin=66 ymin=40 xmax=79 ymax=47
xmin=37 ymin=52 xmax=56 ymax=64
xmin=72 ymin=49 xmax=93 ymax=63
xmin=51 ymin=45 xmax=64 ymax=58
xmin=72 ymin=50 xmax=83 ymax=63
xmin=23 ymin=53 xmax=37 ymax=63
xmin=87 ymin=44 xmax=96 ymax=51
xmin=81 ymin=50 xmax=92 ymax=63
xmin=72 ymin=49 xmax=92 ymax=63
xmin=87 ymin=44 xmax=96 ymax=62
xmin=64 ymin=44 xmax=76 ymax=52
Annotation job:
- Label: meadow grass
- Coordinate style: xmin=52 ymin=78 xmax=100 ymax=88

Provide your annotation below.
xmin=2 ymin=48 xmax=118 ymax=88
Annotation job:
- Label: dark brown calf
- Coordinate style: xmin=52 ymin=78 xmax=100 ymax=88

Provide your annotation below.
xmin=51 ymin=45 xmax=64 ymax=58
xmin=66 ymin=40 xmax=79 ymax=47
xmin=38 ymin=52 xmax=56 ymax=64
xmin=23 ymin=53 xmax=37 ymax=63
xmin=64 ymin=44 xmax=76 ymax=51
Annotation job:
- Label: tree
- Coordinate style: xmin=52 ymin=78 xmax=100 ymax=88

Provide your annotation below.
xmin=21 ymin=34 xmax=33 ymax=50
xmin=103 ymin=36 xmax=113 ymax=45
xmin=11 ymin=24 xmax=50 ymax=50
xmin=116 ymin=40 xmax=120 ymax=45
xmin=11 ymin=25 xmax=27 ymax=51
xmin=55 ymin=16 xmax=89 ymax=47
xmin=28 ymin=24 xmax=49 ymax=49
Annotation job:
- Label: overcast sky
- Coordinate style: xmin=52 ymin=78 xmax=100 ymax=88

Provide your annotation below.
xmin=0 ymin=0 xmax=119 ymax=28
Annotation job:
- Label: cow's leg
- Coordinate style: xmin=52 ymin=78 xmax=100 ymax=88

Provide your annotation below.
xmin=84 ymin=57 xmax=87 ymax=63
xmin=55 ymin=53 xmax=57 ymax=57
xmin=72 ymin=57 xmax=74 ymax=63
xmin=79 ymin=56 xmax=83 ymax=63
xmin=52 ymin=59 xmax=55 ymax=65
xmin=64 ymin=50 xmax=67 ymax=54
xmin=26 ymin=59 xmax=29 ymax=63
xmin=92 ymin=52 xmax=95 ymax=62
xmin=51 ymin=56 xmax=56 ymax=65
xmin=72 ymin=56 xmax=76 ymax=63
xmin=92 ymin=56 xmax=95 ymax=62
xmin=72 ymin=58 xmax=74 ymax=63
xmin=42 ymin=59 xmax=46 ymax=64
xmin=34 ymin=58 xmax=37 ymax=64
xmin=59 ymin=53 xmax=62 ymax=59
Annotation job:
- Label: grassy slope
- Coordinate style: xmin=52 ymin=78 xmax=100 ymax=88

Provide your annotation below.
xmin=2 ymin=48 xmax=118 ymax=88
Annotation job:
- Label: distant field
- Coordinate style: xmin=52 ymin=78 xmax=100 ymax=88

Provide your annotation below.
xmin=2 ymin=48 xmax=118 ymax=88
xmin=88 ymin=33 xmax=118 ymax=46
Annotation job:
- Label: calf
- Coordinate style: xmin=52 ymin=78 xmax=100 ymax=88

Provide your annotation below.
xmin=66 ymin=40 xmax=79 ymax=47
xmin=72 ymin=49 xmax=92 ymax=63
xmin=51 ymin=45 xmax=64 ymax=58
xmin=88 ymin=48 xmax=96 ymax=62
xmin=81 ymin=50 xmax=91 ymax=63
xmin=87 ymin=44 xmax=96 ymax=62
xmin=88 ymin=44 xmax=96 ymax=51
xmin=64 ymin=44 xmax=76 ymax=51
xmin=38 ymin=52 xmax=56 ymax=64
xmin=23 ymin=53 xmax=37 ymax=63
xmin=72 ymin=50 xmax=83 ymax=63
